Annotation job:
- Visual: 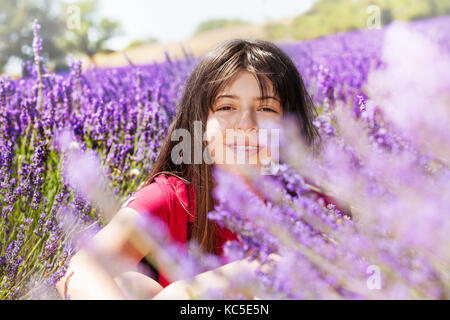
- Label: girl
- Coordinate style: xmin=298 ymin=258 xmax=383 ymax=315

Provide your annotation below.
xmin=55 ymin=38 xmax=322 ymax=300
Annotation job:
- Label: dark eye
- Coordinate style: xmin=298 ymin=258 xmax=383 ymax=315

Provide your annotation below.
xmin=259 ymin=107 xmax=277 ymax=113
xmin=217 ymin=105 xmax=234 ymax=111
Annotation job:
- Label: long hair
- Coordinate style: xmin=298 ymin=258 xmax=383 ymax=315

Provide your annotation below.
xmin=142 ymin=39 xmax=319 ymax=254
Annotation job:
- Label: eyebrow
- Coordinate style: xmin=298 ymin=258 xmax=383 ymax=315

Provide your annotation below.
xmin=216 ymin=94 xmax=280 ymax=103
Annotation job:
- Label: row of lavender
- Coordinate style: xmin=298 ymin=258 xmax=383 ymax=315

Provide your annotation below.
xmin=0 ymin=16 xmax=449 ymax=299
xmin=0 ymin=19 xmax=196 ymax=298
xmin=218 ymin=16 xmax=450 ymax=299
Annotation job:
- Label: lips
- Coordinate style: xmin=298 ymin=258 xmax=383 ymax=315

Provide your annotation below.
xmin=224 ymin=135 xmax=267 ymax=153
xmin=228 ymin=145 xmax=260 ymax=154
xmin=226 ymin=144 xmax=261 ymax=150
xmin=225 ymin=139 xmax=261 ymax=148
xmin=225 ymin=144 xmax=263 ymax=159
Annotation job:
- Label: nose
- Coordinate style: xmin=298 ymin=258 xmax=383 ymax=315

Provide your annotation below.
xmin=235 ymin=108 xmax=257 ymax=133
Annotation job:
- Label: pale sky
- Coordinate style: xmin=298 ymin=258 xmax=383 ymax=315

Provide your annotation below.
xmin=4 ymin=0 xmax=316 ymax=74
xmin=98 ymin=0 xmax=317 ymax=50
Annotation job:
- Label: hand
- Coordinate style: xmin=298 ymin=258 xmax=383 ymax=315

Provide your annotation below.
xmin=152 ymin=280 xmax=193 ymax=300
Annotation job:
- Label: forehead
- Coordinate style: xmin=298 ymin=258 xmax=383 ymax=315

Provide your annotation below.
xmin=218 ymin=71 xmax=275 ymax=97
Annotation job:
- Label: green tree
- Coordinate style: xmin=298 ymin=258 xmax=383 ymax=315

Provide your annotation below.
xmin=60 ymin=0 xmax=121 ymax=64
xmin=125 ymin=37 xmax=158 ymax=51
xmin=264 ymin=22 xmax=289 ymax=41
xmin=290 ymin=0 xmax=450 ymax=41
xmin=0 ymin=0 xmax=66 ymax=73
xmin=194 ymin=18 xmax=247 ymax=35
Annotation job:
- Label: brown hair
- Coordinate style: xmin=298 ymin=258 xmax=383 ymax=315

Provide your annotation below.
xmin=142 ymin=39 xmax=319 ymax=254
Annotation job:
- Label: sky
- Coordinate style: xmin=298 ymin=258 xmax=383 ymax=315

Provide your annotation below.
xmin=4 ymin=0 xmax=316 ymax=74
xmin=97 ymin=0 xmax=317 ymax=50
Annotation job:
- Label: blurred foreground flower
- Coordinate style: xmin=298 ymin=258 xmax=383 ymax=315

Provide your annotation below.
xmin=365 ymin=21 xmax=450 ymax=165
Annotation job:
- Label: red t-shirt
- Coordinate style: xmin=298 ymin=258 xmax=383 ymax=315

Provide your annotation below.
xmin=122 ymin=173 xmax=349 ymax=288
xmin=122 ymin=174 xmax=238 ymax=288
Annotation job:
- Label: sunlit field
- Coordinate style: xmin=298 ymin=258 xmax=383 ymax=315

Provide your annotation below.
xmin=0 ymin=14 xmax=449 ymax=299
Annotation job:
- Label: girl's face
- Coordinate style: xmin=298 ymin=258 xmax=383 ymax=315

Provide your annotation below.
xmin=206 ymin=70 xmax=283 ymax=175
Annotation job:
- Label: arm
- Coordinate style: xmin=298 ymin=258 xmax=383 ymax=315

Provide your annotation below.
xmin=153 ymin=253 xmax=280 ymax=300
xmin=55 ymin=207 xmax=151 ymax=300
xmin=55 ymin=248 xmax=127 ymax=300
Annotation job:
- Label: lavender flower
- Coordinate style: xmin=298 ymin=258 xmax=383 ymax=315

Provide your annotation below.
xmin=1 ymin=15 xmax=449 ymax=300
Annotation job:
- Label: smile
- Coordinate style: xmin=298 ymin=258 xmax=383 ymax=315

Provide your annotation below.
xmin=225 ymin=145 xmax=263 ymax=158
xmin=226 ymin=145 xmax=261 ymax=150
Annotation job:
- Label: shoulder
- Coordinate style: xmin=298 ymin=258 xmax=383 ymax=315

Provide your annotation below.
xmin=163 ymin=174 xmax=194 ymax=221
xmin=122 ymin=175 xmax=170 ymax=222
xmin=122 ymin=174 xmax=193 ymax=221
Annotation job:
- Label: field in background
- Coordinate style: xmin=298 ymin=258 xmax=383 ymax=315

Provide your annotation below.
xmin=92 ymin=17 xmax=295 ymax=68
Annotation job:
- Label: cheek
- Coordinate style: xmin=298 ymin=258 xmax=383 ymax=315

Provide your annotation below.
xmin=206 ymin=117 xmax=221 ymax=140
xmin=255 ymin=113 xmax=283 ymax=138
xmin=256 ymin=111 xmax=283 ymax=125
xmin=205 ymin=117 xmax=225 ymax=153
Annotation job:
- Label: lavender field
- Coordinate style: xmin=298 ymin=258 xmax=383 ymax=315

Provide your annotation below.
xmin=0 ymin=16 xmax=449 ymax=299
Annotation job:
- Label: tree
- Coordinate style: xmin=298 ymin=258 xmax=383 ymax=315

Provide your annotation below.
xmin=60 ymin=1 xmax=121 ymax=65
xmin=125 ymin=37 xmax=159 ymax=51
xmin=290 ymin=0 xmax=450 ymax=41
xmin=0 ymin=0 xmax=66 ymax=73
xmin=194 ymin=19 xmax=247 ymax=35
